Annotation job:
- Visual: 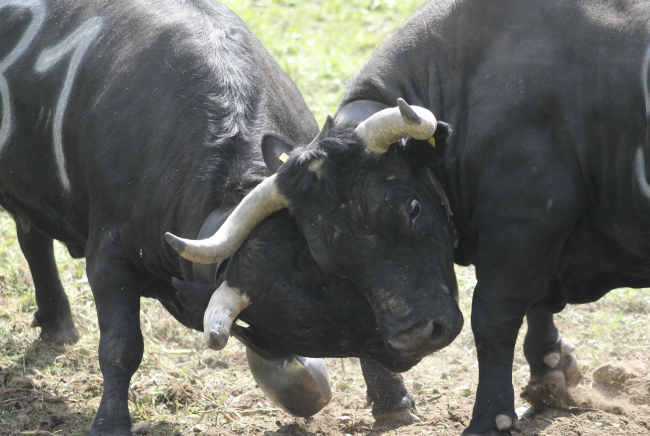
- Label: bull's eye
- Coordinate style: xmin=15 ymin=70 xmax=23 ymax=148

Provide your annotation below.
xmin=409 ymin=199 xmax=421 ymax=224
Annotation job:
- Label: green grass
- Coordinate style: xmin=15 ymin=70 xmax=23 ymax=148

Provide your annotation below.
xmin=221 ymin=0 xmax=427 ymax=126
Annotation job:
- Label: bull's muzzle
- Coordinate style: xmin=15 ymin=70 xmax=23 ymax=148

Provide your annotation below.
xmin=386 ymin=310 xmax=464 ymax=361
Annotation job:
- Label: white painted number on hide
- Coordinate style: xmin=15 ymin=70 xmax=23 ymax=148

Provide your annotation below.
xmin=35 ymin=16 xmax=103 ymax=192
xmin=0 ymin=0 xmax=103 ymax=192
xmin=0 ymin=0 xmax=46 ymax=153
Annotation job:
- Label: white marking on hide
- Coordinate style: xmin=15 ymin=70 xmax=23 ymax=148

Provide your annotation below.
xmin=635 ymin=148 xmax=650 ymax=200
xmin=546 ymin=197 xmax=553 ymax=213
xmin=35 ymin=16 xmax=103 ymax=192
xmin=637 ymin=42 xmax=650 ymax=200
xmin=0 ymin=0 xmax=46 ymax=153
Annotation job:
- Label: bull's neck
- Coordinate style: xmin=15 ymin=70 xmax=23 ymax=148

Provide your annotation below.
xmin=342 ymin=2 xmax=453 ymax=115
xmin=340 ymin=0 xmax=505 ymax=263
xmin=342 ymin=0 xmax=508 ymax=122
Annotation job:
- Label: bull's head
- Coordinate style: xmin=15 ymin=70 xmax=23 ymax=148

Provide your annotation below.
xmin=166 ymin=99 xmax=463 ymax=363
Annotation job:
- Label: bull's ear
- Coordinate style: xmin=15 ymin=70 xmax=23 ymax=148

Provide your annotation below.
xmin=172 ymin=277 xmax=216 ymax=331
xmin=432 ymin=121 xmax=453 ymax=145
xmin=262 ymin=134 xmax=295 ymax=174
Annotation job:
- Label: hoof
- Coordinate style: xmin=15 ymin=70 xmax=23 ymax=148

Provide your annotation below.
xmin=375 ymin=408 xmax=420 ymax=424
xmin=524 ymin=337 xmax=582 ymax=409
xmin=563 ymin=352 xmax=582 ymax=387
xmin=522 ymin=370 xmax=569 ymax=409
xmin=38 ymin=323 xmax=80 ymax=346
xmin=495 ymin=414 xmax=510 ymax=431
xmin=542 ymin=352 xmax=561 ymax=369
xmin=32 ymin=311 xmax=80 ymax=345
xmin=561 ymin=339 xmax=576 ymax=356
xmin=495 ymin=414 xmax=521 ymax=432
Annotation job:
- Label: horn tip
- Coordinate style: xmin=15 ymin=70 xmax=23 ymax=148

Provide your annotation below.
xmin=396 ymin=98 xmax=421 ymax=124
xmin=165 ymin=232 xmax=187 ymax=254
xmin=208 ymin=329 xmax=229 ymax=350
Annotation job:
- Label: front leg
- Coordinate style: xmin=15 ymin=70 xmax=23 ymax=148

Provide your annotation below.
xmin=521 ymin=306 xmax=581 ymax=408
xmin=360 ymin=358 xmax=419 ymax=424
xmin=465 ymin=284 xmax=527 ymax=436
xmin=87 ymin=239 xmax=143 ymax=436
xmin=16 ymin=218 xmax=79 ymax=345
xmin=461 ymin=130 xmax=587 ymax=435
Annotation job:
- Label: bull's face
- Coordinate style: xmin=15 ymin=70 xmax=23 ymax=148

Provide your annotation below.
xmin=173 ymin=260 xmax=415 ymax=373
xmin=166 ymin=99 xmax=463 ymax=363
xmin=235 ymin=274 xmax=417 ymax=373
xmin=276 ymin=108 xmax=462 ymax=363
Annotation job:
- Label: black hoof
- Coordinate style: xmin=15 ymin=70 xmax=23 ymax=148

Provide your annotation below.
xmin=522 ymin=338 xmax=581 ymax=409
xmin=33 ymin=313 xmax=80 ymax=345
xmin=375 ymin=408 xmax=420 ymax=424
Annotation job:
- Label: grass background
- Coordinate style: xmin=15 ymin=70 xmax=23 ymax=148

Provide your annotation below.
xmin=2 ymin=0 xmax=650 ymax=435
xmin=224 ymin=0 xmax=427 ymax=125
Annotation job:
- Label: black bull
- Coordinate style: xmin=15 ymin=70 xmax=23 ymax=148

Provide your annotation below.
xmin=267 ymin=0 xmax=650 ymax=435
xmin=0 ymin=0 xmax=464 ymax=434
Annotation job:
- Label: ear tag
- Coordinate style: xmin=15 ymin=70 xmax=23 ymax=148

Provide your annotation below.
xmin=428 ymin=137 xmax=436 ymax=147
xmin=279 ymin=153 xmax=290 ymax=163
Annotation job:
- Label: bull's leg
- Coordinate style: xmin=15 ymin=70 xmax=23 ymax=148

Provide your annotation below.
xmin=464 ymin=284 xmax=527 ymax=436
xmin=87 ymin=243 xmax=143 ymax=436
xmin=521 ymin=306 xmax=581 ymax=408
xmin=360 ymin=358 xmax=419 ymax=424
xmin=16 ymin=218 xmax=79 ymax=345
xmin=460 ymin=131 xmax=586 ymax=436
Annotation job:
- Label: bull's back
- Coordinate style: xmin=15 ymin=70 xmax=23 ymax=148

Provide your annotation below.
xmin=0 ymin=0 xmax=311 ymax=261
xmin=426 ymin=0 xmax=650 ymax=253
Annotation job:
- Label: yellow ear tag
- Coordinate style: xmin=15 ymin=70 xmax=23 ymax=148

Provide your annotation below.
xmin=428 ymin=137 xmax=436 ymax=147
xmin=279 ymin=153 xmax=289 ymax=163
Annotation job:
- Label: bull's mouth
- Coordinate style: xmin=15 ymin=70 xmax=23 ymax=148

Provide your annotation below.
xmin=231 ymin=324 xmax=417 ymax=373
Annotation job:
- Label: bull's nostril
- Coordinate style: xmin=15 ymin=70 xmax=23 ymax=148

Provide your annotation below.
xmin=387 ymin=320 xmax=435 ymax=353
xmin=430 ymin=323 xmax=445 ymax=343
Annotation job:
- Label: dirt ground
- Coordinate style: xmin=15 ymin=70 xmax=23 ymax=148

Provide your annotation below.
xmin=2 ymin=240 xmax=650 ymax=436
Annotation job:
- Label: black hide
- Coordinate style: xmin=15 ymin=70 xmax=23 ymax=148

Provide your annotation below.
xmin=318 ymin=0 xmax=650 ymax=434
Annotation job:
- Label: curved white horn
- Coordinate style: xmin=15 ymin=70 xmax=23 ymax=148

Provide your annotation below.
xmin=354 ymin=98 xmax=437 ymax=154
xmin=166 ymin=174 xmax=288 ymax=264
xmin=204 ymin=281 xmax=250 ymax=350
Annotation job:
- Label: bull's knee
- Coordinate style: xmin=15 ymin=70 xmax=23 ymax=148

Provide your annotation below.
xmin=99 ymin=335 xmax=143 ymax=376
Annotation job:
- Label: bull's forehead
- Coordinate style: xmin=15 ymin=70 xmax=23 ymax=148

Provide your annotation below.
xmin=344 ymin=160 xmax=424 ymax=220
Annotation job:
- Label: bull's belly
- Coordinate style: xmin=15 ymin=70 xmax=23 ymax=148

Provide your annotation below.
xmin=553 ymin=216 xmax=650 ymax=306
xmin=0 ymin=182 xmax=88 ymax=248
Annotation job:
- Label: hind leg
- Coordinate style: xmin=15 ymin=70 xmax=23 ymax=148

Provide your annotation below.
xmin=521 ymin=306 xmax=581 ymax=408
xmin=16 ymin=217 xmax=79 ymax=345
xmin=361 ymin=358 xmax=419 ymax=424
